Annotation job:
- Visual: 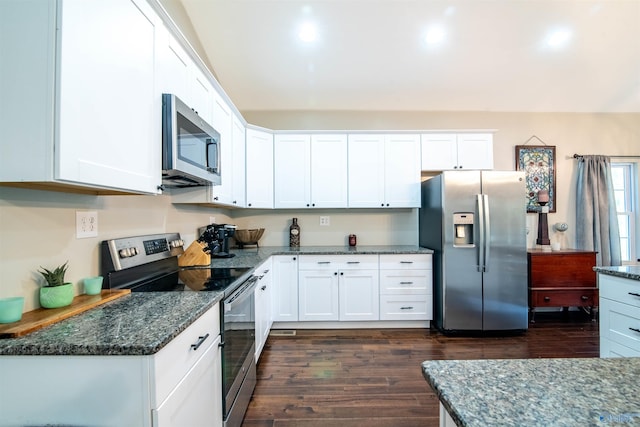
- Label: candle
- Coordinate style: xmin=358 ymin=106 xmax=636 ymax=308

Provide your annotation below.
xmin=537 ymin=190 xmax=549 ymax=203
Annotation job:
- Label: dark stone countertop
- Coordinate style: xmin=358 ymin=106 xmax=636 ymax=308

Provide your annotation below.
xmin=422 ymin=358 xmax=640 ymax=427
xmin=0 ymin=245 xmax=433 ymax=357
xmin=209 ymin=245 xmax=434 ymax=268
xmin=593 ymin=265 xmax=640 ymax=281
xmin=0 ymin=292 xmax=222 ymax=356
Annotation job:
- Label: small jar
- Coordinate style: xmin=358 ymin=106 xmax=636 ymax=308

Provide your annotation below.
xmin=348 ymin=234 xmax=357 ymax=247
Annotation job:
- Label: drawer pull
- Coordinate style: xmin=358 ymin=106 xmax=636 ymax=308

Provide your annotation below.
xmin=399 ymin=281 xmax=414 ymax=285
xmin=400 ymin=261 xmax=414 ymax=264
xmin=191 ymin=333 xmax=210 ymax=351
xmin=630 ymin=328 xmax=640 ymax=334
xmin=629 ymin=292 xmax=640 ymax=298
xmin=261 ymin=285 xmax=267 ymax=291
xmin=581 ymin=295 xmax=589 ymax=301
xmin=347 ymin=261 xmax=360 ymax=264
xmin=543 ymin=296 xmax=551 ymax=302
xmin=400 ymin=306 xmax=414 ymax=310
xmin=317 ymin=261 xmax=331 ymax=264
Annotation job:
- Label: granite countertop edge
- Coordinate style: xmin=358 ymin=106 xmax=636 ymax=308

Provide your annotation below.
xmin=593 ymin=265 xmax=640 ymax=281
xmin=1 ymin=245 xmax=433 ymax=357
xmin=422 ymin=358 xmax=640 ymax=427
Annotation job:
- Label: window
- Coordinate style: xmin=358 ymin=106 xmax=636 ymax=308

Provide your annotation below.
xmin=611 ymin=162 xmax=638 ymax=263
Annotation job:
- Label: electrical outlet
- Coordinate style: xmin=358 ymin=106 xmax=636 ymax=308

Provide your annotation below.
xmin=76 ymin=211 xmax=98 ymax=238
xmin=319 ymin=216 xmax=330 ymax=226
xmin=210 ymin=216 xmax=216 ymax=224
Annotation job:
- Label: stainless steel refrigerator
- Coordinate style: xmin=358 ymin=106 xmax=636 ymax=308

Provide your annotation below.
xmin=419 ymin=171 xmax=528 ymax=333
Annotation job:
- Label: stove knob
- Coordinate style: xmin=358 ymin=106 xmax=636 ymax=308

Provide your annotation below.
xmin=119 ymin=248 xmax=130 ymax=258
xmin=131 ymin=247 xmax=138 ymax=256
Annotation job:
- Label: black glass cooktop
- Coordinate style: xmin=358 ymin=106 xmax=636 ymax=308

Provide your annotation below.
xmin=126 ymin=267 xmax=252 ymax=293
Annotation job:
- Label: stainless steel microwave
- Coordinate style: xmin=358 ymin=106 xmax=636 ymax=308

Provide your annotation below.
xmin=162 ymin=93 xmax=221 ymax=187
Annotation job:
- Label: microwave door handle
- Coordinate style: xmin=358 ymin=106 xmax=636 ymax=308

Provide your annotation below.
xmin=205 ymin=139 xmax=216 ymax=172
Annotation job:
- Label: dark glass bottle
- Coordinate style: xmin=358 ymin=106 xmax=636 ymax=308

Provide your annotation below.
xmin=289 ymin=218 xmax=300 ymax=247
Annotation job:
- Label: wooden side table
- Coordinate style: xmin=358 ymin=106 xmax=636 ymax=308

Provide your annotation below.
xmin=527 ymin=249 xmax=598 ymax=322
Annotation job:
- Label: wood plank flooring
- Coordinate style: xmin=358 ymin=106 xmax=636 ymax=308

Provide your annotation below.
xmin=242 ymin=311 xmax=599 ymax=427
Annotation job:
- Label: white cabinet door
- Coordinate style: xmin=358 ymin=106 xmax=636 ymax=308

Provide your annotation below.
xmin=274 ymin=134 xmax=311 ymax=208
xmin=271 ymin=255 xmax=299 ymax=321
xmin=339 ymin=269 xmax=379 ymax=321
xmin=188 ymin=66 xmax=214 ymax=125
xmin=56 ymin=0 xmax=161 ymax=194
xmin=153 ymin=335 xmax=222 ymax=427
xmin=211 ymin=92 xmax=234 ymax=205
xmin=311 ymin=134 xmax=348 ymax=208
xmin=255 ymin=258 xmax=273 ymax=361
xmin=156 ymin=26 xmax=190 ymax=104
xmin=421 ymin=133 xmax=494 ymax=171
xmin=348 ymin=134 xmax=386 ymax=208
xmin=299 ymin=270 xmax=340 ymax=321
xmin=383 ymin=134 xmax=421 ymax=207
xmin=456 ymin=133 xmax=494 ymax=170
xmin=420 ymin=134 xmax=458 ymax=170
xmin=246 ymin=129 xmax=274 ymax=208
xmin=231 ymin=114 xmax=246 ymax=207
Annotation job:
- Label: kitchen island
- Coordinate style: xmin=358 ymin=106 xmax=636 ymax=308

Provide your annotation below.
xmin=422 ymin=357 xmax=640 ymax=427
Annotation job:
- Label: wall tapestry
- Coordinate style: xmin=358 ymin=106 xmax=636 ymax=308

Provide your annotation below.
xmin=515 ymin=145 xmax=556 ymax=213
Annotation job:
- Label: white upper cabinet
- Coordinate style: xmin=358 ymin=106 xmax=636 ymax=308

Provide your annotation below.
xmin=274 ymin=134 xmax=348 ymax=208
xmin=210 ymin=91 xmax=234 ymax=205
xmin=246 ymin=129 xmax=274 ymax=208
xmin=421 ymin=133 xmax=494 ymax=170
xmin=156 ymin=25 xmax=190 ymax=103
xmin=0 ymin=0 xmax=162 ymax=194
xmin=348 ymin=134 xmax=421 ymax=208
xmin=231 ymin=114 xmax=246 ymax=207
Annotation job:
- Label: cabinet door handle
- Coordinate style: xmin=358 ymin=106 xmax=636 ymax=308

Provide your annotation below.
xmin=581 ymin=295 xmax=589 ymax=301
xmin=261 ymin=285 xmax=267 ymax=291
xmin=347 ymin=261 xmax=360 ymax=264
xmin=400 ymin=306 xmax=414 ymax=310
xmin=399 ymin=281 xmax=414 ymax=285
xmin=543 ymin=296 xmax=551 ymax=302
xmin=400 ymin=261 xmax=414 ymax=264
xmin=629 ymin=292 xmax=640 ymax=297
xmin=191 ymin=333 xmax=210 ymax=351
xmin=318 ymin=261 xmax=331 ymax=264
xmin=629 ymin=327 xmax=640 ymax=334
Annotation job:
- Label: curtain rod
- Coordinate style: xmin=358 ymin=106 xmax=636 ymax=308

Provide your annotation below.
xmin=573 ymin=154 xmax=640 ymax=159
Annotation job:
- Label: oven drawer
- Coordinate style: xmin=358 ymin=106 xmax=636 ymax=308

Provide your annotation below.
xmin=153 ymin=303 xmax=220 ymax=406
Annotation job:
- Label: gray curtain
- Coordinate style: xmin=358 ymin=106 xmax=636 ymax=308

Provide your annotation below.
xmin=576 ymin=155 xmax=622 ymax=266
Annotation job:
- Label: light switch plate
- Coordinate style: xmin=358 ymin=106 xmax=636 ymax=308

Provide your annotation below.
xmin=76 ymin=211 xmax=98 ymax=238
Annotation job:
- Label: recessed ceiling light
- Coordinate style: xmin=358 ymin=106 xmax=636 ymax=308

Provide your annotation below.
xmin=424 ymin=26 xmax=445 ymax=45
xmin=298 ymin=22 xmax=318 ymax=43
xmin=545 ymin=28 xmax=572 ymax=48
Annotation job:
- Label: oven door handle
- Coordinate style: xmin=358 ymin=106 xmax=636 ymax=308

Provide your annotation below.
xmin=224 ymin=276 xmax=259 ymax=312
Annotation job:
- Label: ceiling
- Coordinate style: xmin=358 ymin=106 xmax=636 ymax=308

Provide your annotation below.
xmin=178 ymin=0 xmax=640 ymax=113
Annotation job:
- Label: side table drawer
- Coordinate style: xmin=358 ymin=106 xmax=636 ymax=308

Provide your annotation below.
xmin=530 ymin=289 xmax=598 ymax=307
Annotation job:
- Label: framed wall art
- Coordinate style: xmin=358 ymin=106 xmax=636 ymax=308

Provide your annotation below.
xmin=515 ymin=145 xmax=556 ymax=213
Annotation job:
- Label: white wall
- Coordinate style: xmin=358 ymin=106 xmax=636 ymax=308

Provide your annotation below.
xmin=1 ymin=111 xmax=638 ymax=311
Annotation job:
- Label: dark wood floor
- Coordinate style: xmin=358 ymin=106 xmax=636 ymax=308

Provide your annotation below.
xmin=242 ymin=311 xmax=599 ymax=427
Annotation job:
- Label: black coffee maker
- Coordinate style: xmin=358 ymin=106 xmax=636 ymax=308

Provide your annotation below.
xmin=198 ymin=224 xmax=236 ymax=258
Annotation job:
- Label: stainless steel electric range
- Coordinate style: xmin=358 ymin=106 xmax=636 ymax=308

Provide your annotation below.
xmin=100 ymin=233 xmax=257 ymax=427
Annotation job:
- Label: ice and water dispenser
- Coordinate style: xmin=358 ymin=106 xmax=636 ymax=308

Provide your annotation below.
xmin=453 ymin=213 xmax=474 ymax=247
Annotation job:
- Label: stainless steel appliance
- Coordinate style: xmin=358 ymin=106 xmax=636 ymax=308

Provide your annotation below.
xmin=162 ymin=93 xmax=221 ymax=187
xmin=100 ymin=233 xmax=257 ymax=427
xmin=419 ymin=171 xmax=528 ymax=333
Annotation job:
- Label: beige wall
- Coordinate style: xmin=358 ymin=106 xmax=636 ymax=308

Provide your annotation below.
xmin=1 ymin=111 xmax=638 ymax=310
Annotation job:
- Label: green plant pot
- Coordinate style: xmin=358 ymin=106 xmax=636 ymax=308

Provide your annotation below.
xmin=39 ymin=283 xmax=74 ymax=309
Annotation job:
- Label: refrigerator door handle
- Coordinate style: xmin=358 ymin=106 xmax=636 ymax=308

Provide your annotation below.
xmin=476 ymin=194 xmax=485 ymax=272
xmin=483 ymin=194 xmax=490 ymax=272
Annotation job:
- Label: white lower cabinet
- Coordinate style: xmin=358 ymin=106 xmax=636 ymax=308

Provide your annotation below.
xmin=379 ymin=254 xmax=433 ymax=321
xmin=599 ymin=274 xmax=640 ymax=358
xmin=255 ymin=258 xmax=273 ymax=361
xmin=0 ymin=304 xmax=222 ymax=427
xmin=271 ymin=255 xmax=300 ymax=321
xmin=298 ymin=255 xmax=379 ymax=321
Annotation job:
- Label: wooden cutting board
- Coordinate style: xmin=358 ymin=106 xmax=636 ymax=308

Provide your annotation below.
xmin=0 ymin=289 xmax=131 ymax=338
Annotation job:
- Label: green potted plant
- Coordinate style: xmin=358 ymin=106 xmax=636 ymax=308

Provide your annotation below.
xmin=38 ymin=261 xmax=74 ymax=308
